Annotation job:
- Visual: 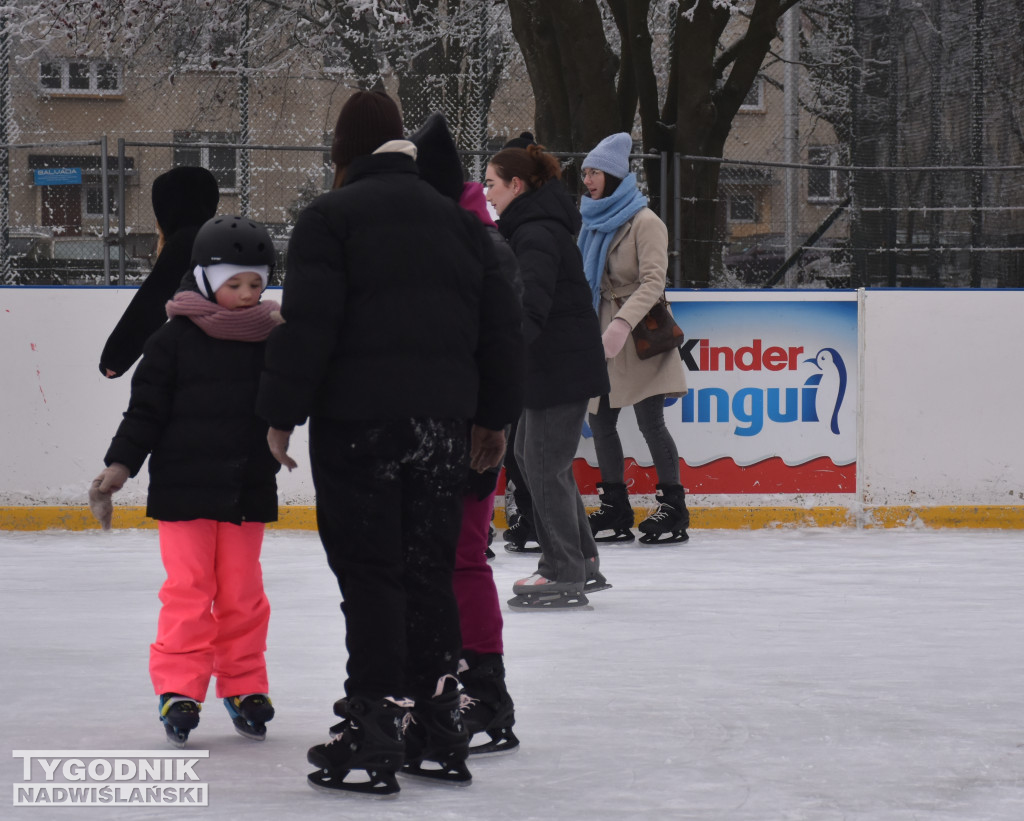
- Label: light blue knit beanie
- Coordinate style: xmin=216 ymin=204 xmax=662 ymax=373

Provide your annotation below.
xmin=581 ymin=132 xmax=632 ymax=179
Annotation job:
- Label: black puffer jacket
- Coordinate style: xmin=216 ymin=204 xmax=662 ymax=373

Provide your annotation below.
xmin=98 ymin=167 xmax=219 ymax=378
xmin=497 ymin=179 xmax=609 ymax=409
xmin=104 ymin=316 xmax=280 ymax=524
xmin=257 ymin=150 xmax=523 ymax=433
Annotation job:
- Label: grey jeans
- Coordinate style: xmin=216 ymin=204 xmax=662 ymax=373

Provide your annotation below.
xmin=588 ymin=393 xmax=680 ymax=485
xmin=514 ymin=400 xmax=598 ymax=589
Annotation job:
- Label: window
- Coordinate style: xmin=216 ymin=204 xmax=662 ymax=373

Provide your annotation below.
xmin=739 ymin=78 xmax=764 ymax=112
xmin=173 ymin=132 xmax=239 ymax=192
xmin=84 ymin=184 xmax=118 ymax=218
xmin=174 ymin=27 xmax=239 ymax=71
xmin=728 ymin=193 xmax=757 ymax=223
xmin=808 ymin=146 xmax=844 ymax=203
xmin=39 ymin=60 xmax=122 ymax=95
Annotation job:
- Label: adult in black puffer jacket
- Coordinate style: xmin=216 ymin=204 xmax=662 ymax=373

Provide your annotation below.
xmin=256 ymin=91 xmax=523 ymax=792
xmin=485 ymin=144 xmax=611 ymax=609
xmin=99 ymin=166 xmax=219 ymax=378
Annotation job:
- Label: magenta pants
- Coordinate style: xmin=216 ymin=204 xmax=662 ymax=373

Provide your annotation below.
xmin=150 ymin=520 xmax=270 ymax=701
xmin=453 ymin=491 xmax=504 ymax=655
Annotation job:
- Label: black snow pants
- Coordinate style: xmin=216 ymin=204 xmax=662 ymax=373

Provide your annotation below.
xmin=309 ymin=416 xmax=468 ymax=702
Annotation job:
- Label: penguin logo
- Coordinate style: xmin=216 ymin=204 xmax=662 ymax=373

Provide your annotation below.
xmin=803 ymin=348 xmax=847 ymax=435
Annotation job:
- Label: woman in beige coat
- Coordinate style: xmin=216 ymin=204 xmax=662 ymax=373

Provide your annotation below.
xmin=577 ymin=133 xmax=689 ymax=545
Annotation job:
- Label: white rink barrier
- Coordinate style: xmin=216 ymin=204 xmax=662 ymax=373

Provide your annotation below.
xmin=1 ymin=287 xmax=1022 ymax=530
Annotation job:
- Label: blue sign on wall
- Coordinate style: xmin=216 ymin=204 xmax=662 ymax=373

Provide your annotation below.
xmin=33 ymin=168 xmax=82 ymax=186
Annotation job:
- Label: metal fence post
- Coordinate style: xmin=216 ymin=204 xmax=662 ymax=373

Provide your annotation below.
xmin=117 ymin=138 xmax=126 ymax=285
xmin=673 ymin=153 xmax=681 ymax=287
xmin=100 ymin=135 xmax=110 ymax=284
xmin=0 ymin=14 xmax=10 ymax=285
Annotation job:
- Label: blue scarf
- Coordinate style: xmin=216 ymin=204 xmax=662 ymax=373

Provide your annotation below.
xmin=577 ymin=173 xmax=648 ymax=313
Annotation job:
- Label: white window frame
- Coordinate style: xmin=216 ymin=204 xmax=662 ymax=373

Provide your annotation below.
xmin=808 ymin=145 xmax=842 ymax=203
xmin=82 ymin=182 xmax=118 ymax=219
xmin=739 ymin=77 xmax=765 ymax=112
xmin=727 ymin=192 xmax=757 ymax=224
xmin=175 ymin=28 xmax=239 ymax=72
xmin=173 ymin=132 xmax=240 ymax=193
xmin=39 ymin=59 xmax=122 ymax=96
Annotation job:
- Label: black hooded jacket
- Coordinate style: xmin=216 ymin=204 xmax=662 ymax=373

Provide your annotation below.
xmin=497 ymin=179 xmax=609 ymax=409
xmin=98 ymin=167 xmax=219 ymax=377
xmin=257 ymin=150 xmax=523 ymax=433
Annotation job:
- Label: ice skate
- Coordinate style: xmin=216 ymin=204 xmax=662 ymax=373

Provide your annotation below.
xmin=159 ymin=693 xmax=201 ymax=748
xmin=308 ymin=695 xmax=412 ymax=797
xmin=459 ymin=651 xmax=519 ymax=755
xmin=638 ymin=483 xmax=690 ymax=545
xmin=584 ymin=555 xmax=613 ymax=593
xmin=401 ymin=675 xmax=473 ymax=785
xmin=224 ymin=694 xmax=274 ymax=741
xmin=588 ymin=481 xmax=635 ymax=543
xmin=507 ymin=573 xmax=591 ymax=610
xmin=503 ymin=515 xmax=540 ymax=553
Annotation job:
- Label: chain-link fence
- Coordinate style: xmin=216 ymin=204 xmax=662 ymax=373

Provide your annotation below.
xmin=4 ymin=138 xmax=1023 ymax=289
xmin=2 ymin=1 xmax=1022 ymax=289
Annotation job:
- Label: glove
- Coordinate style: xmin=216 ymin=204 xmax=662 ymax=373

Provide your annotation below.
xmin=469 ymin=425 xmax=506 ymax=473
xmin=465 ymin=468 xmax=500 ymax=501
xmin=602 ymin=317 xmax=632 ymax=359
xmin=267 ymin=427 xmax=298 ymax=471
xmin=89 ymin=463 xmax=130 ymax=530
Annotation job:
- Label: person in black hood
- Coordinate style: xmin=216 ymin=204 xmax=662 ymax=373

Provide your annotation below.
xmin=485 ymin=144 xmax=611 ymax=610
xmin=411 ymin=111 xmax=522 ymax=756
xmin=98 ymin=166 xmax=219 ymax=378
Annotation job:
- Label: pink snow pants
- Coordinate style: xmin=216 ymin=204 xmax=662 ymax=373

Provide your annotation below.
xmin=150 ymin=520 xmax=270 ymax=701
xmin=452 ymin=491 xmax=504 ymax=655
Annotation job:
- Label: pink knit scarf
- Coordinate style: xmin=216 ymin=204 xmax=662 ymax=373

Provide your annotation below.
xmin=165 ymin=291 xmax=283 ymax=342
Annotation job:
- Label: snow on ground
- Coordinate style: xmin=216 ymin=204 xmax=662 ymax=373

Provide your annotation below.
xmin=3 ymin=526 xmax=1023 ymax=820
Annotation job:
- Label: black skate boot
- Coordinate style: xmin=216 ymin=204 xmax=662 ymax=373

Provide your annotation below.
xmin=159 ymin=694 xmax=201 ymax=748
xmin=503 ymin=515 xmax=540 ymax=554
xmin=485 ymin=525 xmax=495 ymax=560
xmin=459 ymin=651 xmax=519 ymax=755
xmin=588 ymin=481 xmax=636 ymax=543
xmin=308 ymin=695 xmax=411 ymax=797
xmin=223 ymin=694 xmax=274 ymax=741
xmin=402 ymin=675 xmax=473 ymax=785
xmin=638 ymin=483 xmax=690 ymax=545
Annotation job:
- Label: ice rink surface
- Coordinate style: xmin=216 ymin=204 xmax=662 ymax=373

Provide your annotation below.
xmin=3 ymin=525 xmax=1023 ymax=821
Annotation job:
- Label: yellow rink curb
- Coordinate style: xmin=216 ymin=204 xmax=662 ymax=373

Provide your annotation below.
xmin=2 ymin=505 xmax=1023 ymax=532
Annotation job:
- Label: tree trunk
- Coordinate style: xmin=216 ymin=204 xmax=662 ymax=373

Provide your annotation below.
xmin=505 ymin=0 xmax=620 ymax=151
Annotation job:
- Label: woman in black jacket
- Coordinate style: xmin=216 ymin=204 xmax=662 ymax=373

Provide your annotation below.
xmin=98 ymin=166 xmax=219 ymax=378
xmin=485 ymin=144 xmax=612 ymax=610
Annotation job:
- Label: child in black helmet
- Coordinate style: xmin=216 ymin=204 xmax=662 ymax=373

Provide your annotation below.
xmin=90 ymin=215 xmax=284 ymax=747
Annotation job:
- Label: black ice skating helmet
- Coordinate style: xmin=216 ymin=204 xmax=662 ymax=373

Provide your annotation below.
xmin=192 ymin=215 xmax=275 ymax=270
xmin=191 ymin=215 xmax=276 ymax=298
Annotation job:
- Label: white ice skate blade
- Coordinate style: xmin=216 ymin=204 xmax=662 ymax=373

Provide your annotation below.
xmin=307 ymin=771 xmax=400 ymax=799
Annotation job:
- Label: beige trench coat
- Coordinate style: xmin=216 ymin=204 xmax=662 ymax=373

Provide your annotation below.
xmin=588 ymin=206 xmax=688 ymax=413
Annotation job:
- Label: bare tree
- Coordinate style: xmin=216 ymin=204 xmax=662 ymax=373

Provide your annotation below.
xmin=505 ymin=0 xmax=803 ymax=286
